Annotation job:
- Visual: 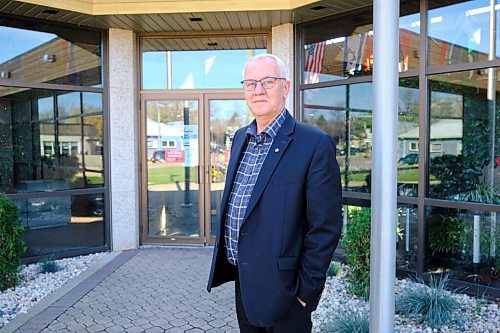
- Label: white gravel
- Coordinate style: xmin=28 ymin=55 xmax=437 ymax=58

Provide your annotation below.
xmin=0 ymin=252 xmax=106 ymax=328
xmin=313 ymin=267 xmax=500 ymax=333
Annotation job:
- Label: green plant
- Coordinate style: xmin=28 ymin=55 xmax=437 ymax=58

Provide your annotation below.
xmin=0 ymin=196 xmax=27 ymax=291
xmin=39 ymin=257 xmax=61 ymax=274
xmin=326 ymin=261 xmax=342 ymax=277
xmin=343 ymin=207 xmax=371 ymax=299
xmin=396 ymin=274 xmax=460 ymax=329
xmin=323 ymin=305 xmax=369 ymax=333
xmin=428 ymin=215 xmax=465 ymax=255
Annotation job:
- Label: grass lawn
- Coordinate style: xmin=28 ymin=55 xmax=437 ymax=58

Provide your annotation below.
xmin=147 ymin=165 xmax=198 ymax=185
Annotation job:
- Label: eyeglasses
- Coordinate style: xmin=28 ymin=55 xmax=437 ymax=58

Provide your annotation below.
xmin=240 ymin=77 xmax=286 ymax=91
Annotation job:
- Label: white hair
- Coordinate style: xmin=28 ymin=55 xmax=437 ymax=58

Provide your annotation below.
xmin=243 ymin=53 xmax=288 ymax=79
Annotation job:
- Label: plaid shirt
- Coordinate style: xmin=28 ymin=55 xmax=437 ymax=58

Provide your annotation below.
xmin=225 ymin=110 xmax=288 ymax=265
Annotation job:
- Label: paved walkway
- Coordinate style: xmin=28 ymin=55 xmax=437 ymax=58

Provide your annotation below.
xmin=10 ymin=247 xmax=238 ymax=333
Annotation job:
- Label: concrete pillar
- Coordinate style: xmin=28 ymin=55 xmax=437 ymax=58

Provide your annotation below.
xmin=108 ymin=28 xmax=139 ymax=251
xmin=271 ymin=23 xmax=295 ymax=116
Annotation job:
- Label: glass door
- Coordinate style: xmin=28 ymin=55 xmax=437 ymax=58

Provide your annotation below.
xmin=204 ymin=94 xmax=252 ymax=244
xmin=141 ymin=96 xmax=203 ymax=244
xmin=140 ymin=92 xmax=251 ymax=245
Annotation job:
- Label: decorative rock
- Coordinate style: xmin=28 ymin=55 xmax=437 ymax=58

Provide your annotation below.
xmin=0 ymin=252 xmax=106 ymax=328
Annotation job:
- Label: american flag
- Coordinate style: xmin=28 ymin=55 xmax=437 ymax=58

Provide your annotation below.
xmin=304 ymin=41 xmax=326 ymax=83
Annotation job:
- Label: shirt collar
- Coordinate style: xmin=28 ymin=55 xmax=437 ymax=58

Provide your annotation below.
xmin=246 ymin=109 xmax=288 ymax=140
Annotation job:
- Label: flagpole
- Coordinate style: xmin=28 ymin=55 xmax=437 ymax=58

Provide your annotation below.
xmin=370 ymin=0 xmax=399 ymax=332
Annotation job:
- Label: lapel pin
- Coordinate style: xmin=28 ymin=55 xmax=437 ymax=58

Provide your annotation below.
xmin=274 ymin=148 xmax=280 ymax=153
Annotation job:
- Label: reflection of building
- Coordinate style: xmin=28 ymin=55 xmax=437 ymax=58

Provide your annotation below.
xmin=399 ymin=119 xmax=463 ymax=158
xmin=1 ymin=0 xmax=499 ymax=296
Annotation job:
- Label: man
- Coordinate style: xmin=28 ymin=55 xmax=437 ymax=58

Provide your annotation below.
xmin=207 ymin=54 xmax=342 ymax=333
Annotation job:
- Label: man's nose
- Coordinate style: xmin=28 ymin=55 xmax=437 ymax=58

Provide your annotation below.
xmin=254 ymin=81 xmax=266 ymax=94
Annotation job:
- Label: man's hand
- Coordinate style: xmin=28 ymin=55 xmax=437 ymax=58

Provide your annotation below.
xmin=297 ymin=297 xmax=306 ymax=307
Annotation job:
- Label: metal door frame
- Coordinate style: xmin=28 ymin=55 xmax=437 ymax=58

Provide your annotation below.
xmin=139 ymin=90 xmax=244 ymax=245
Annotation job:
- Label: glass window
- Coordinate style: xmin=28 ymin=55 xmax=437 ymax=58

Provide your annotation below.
xmin=0 ymin=24 xmax=102 ymax=87
xmin=141 ymin=37 xmax=266 ymax=90
xmin=0 ymin=87 xmax=104 ymax=193
xmin=398 ymin=77 xmax=419 ymax=197
xmin=15 ymin=193 xmax=105 ymax=258
xmin=397 ymin=204 xmax=418 ymax=272
xmin=428 ymin=0 xmax=495 ymax=67
xmin=428 ymin=69 xmax=499 ymax=203
xmin=426 ymin=206 xmax=499 ymax=288
xmin=57 ymin=92 xmax=81 ymax=118
xmin=301 ymin=10 xmax=419 ymax=83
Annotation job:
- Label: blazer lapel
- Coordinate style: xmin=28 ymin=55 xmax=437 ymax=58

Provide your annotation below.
xmin=242 ymin=115 xmax=296 ymax=223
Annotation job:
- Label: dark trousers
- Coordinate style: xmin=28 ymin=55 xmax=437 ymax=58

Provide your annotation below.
xmin=234 ymin=275 xmax=313 ymax=333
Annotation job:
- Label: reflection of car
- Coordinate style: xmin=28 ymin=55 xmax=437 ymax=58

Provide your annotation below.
xmin=151 ymin=150 xmax=165 ymax=163
xmin=398 ymin=154 xmax=418 ymax=165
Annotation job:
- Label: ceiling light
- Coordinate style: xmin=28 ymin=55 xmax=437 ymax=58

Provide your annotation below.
xmin=207 ymin=42 xmax=218 ymax=46
xmin=189 ymin=17 xmax=203 ymax=22
xmin=311 ymin=5 xmax=326 ymax=10
xmin=42 ymin=9 xmax=59 ymax=15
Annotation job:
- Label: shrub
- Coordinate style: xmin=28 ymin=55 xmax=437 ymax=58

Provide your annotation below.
xmin=343 ymin=207 xmax=371 ymax=299
xmin=0 ymin=196 xmax=27 ymax=291
xmin=326 ymin=261 xmax=342 ymax=277
xmin=323 ymin=305 xmax=369 ymax=333
xmin=396 ymin=274 xmax=460 ymax=328
xmin=39 ymin=257 xmax=61 ymax=274
xmin=428 ymin=215 xmax=464 ymax=255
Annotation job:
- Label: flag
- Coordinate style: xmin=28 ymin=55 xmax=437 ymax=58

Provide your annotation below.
xmin=343 ymin=33 xmax=367 ymax=75
xmin=304 ymin=41 xmax=326 ymax=83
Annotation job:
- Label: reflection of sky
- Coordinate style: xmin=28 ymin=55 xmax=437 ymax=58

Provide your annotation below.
xmin=0 ymin=26 xmax=55 ymax=64
xmin=209 ymin=100 xmax=248 ymax=120
xmin=143 ymin=49 xmax=265 ymax=89
xmin=400 ymin=0 xmax=499 ymax=55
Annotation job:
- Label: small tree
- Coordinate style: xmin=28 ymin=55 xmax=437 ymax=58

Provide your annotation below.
xmin=0 ymin=196 xmax=27 ymax=291
xmin=343 ymin=207 xmax=371 ymax=299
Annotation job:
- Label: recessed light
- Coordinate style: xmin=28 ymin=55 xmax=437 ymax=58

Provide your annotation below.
xmin=311 ymin=5 xmax=326 ymax=10
xmin=42 ymin=9 xmax=59 ymax=15
xmin=189 ymin=17 xmax=203 ymax=22
xmin=207 ymin=42 xmax=218 ymax=46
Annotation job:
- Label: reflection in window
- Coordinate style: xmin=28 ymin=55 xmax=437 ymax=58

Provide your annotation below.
xmin=429 ymin=70 xmax=499 ymax=203
xmin=428 ymin=0 xmax=495 ymax=67
xmin=0 ymin=24 xmax=102 ymax=86
xmin=15 ymin=193 xmax=105 ymax=258
xmin=397 ymin=204 xmax=418 ymax=272
xmin=397 ymin=77 xmax=419 ymax=197
xmin=302 ymin=10 xmax=420 ymax=84
xmin=0 ymin=87 xmax=104 ymax=194
xmin=141 ymin=44 xmax=266 ymax=89
xmin=57 ymin=92 xmax=81 ymax=118
xmin=426 ymin=206 xmax=499 ymax=288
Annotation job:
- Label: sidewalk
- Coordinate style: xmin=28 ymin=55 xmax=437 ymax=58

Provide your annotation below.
xmin=4 ymin=247 xmax=238 ymax=333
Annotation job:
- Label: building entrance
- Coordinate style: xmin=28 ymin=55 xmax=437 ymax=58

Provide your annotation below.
xmin=140 ymin=91 xmax=251 ymax=245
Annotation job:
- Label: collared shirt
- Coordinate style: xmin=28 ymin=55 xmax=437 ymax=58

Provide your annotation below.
xmin=225 ymin=109 xmax=288 ymax=265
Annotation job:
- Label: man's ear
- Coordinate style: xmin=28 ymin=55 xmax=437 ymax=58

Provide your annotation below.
xmin=284 ymin=80 xmax=291 ymax=98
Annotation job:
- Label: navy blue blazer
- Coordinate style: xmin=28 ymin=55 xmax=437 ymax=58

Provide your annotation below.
xmin=207 ymin=112 xmax=342 ymax=327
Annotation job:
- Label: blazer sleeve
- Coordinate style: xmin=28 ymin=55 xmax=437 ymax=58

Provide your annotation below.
xmin=297 ymin=134 xmax=343 ymax=305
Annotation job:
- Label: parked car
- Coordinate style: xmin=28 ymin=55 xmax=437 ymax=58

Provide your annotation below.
xmin=398 ymin=153 xmax=418 ymax=165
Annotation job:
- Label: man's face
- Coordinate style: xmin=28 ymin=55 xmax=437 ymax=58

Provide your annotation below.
xmin=243 ymin=57 xmax=290 ymax=120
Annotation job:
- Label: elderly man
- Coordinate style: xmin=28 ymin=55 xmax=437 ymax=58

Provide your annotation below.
xmin=207 ymin=53 xmax=342 ymax=333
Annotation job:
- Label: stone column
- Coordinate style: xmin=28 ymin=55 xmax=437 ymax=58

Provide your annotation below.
xmin=271 ymin=23 xmax=295 ymax=116
xmin=108 ymin=28 xmax=139 ymax=251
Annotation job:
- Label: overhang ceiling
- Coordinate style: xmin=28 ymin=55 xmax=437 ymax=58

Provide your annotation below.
xmin=0 ymin=0 xmax=373 ymax=33
xmin=0 ymin=0 xmax=472 ymax=33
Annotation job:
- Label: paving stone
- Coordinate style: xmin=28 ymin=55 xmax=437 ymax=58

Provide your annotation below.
xmin=15 ymin=248 xmax=239 ymax=333
xmin=145 ymin=327 xmax=165 ymax=333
